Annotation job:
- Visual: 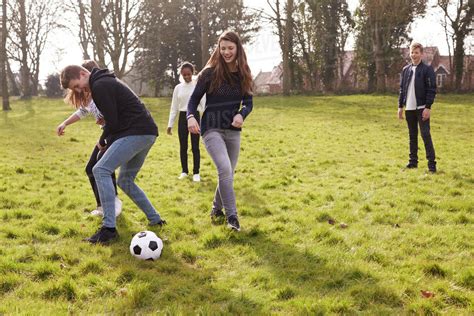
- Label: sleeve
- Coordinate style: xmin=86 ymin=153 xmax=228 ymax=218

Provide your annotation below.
xmin=197 ymin=93 xmax=206 ymax=114
xmin=398 ymin=67 xmax=406 ymax=108
xmin=187 ymin=69 xmax=210 ymax=119
xmin=424 ymin=66 xmax=437 ymax=109
xmin=167 ymin=85 xmax=180 ymax=128
xmin=74 ymin=107 xmax=88 ymax=119
xmin=92 ymin=81 xmax=119 ymax=146
xmin=239 ymin=94 xmax=253 ymax=120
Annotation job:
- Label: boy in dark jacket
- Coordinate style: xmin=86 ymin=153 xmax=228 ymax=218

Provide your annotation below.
xmin=398 ymin=42 xmax=437 ymax=173
xmin=60 ymin=65 xmax=166 ymax=243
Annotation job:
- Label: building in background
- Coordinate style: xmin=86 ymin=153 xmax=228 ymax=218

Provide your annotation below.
xmin=254 ymin=47 xmax=474 ymax=94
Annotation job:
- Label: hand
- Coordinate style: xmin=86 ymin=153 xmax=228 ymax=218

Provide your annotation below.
xmin=231 ymin=114 xmax=244 ymax=128
xmin=398 ymin=108 xmax=404 ymax=120
xmin=188 ymin=117 xmax=200 ymax=134
xmin=96 ymin=117 xmax=105 ymax=125
xmin=422 ymin=108 xmax=431 ymax=121
xmin=97 ymin=142 xmax=107 ymax=152
xmin=56 ymin=123 xmax=66 ymax=136
xmin=166 ymin=127 xmax=172 ymax=135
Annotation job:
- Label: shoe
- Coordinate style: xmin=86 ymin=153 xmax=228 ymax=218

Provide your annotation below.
xmin=149 ymin=219 xmax=167 ymax=226
xmin=210 ymin=208 xmax=225 ymax=220
xmin=405 ymin=163 xmax=418 ymax=169
xmin=428 ymin=162 xmax=437 ymax=173
xmin=85 ymin=226 xmax=118 ymax=244
xmin=193 ymin=174 xmax=201 ymax=182
xmin=114 ymin=196 xmax=122 ymax=217
xmin=227 ymin=215 xmax=241 ymax=232
xmin=90 ymin=206 xmax=103 ymax=217
xmin=178 ymin=173 xmax=188 ymax=180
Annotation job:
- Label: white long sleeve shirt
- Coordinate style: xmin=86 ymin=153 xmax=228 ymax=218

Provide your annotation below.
xmin=406 ymin=65 xmax=418 ymax=111
xmin=168 ymin=81 xmax=205 ymax=128
xmin=73 ymin=100 xmax=103 ymax=121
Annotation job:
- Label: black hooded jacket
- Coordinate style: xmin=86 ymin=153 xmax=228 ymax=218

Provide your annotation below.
xmin=89 ymin=68 xmax=158 ymax=146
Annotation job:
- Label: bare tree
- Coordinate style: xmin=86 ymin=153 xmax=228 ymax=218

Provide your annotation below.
xmin=1 ymin=0 xmax=10 ymax=110
xmin=267 ymin=0 xmax=295 ymax=95
xmin=91 ymin=0 xmax=106 ymax=67
xmin=282 ymin=0 xmax=294 ymax=95
xmin=105 ymin=0 xmax=143 ymax=78
xmin=437 ymin=0 xmax=473 ymax=91
xmin=7 ymin=0 xmax=61 ymax=97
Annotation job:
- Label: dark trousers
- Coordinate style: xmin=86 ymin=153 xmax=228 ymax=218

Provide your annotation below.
xmin=85 ymin=145 xmax=118 ymax=207
xmin=178 ymin=111 xmax=200 ymax=174
xmin=406 ymin=109 xmax=436 ymax=168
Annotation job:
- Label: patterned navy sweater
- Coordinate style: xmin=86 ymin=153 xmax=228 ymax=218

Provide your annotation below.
xmin=187 ymin=67 xmax=253 ymax=135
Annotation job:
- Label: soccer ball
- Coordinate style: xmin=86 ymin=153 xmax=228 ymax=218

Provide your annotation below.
xmin=129 ymin=231 xmax=163 ymax=261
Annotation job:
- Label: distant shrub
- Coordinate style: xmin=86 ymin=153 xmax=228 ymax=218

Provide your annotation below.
xmin=45 ymin=73 xmax=63 ymax=98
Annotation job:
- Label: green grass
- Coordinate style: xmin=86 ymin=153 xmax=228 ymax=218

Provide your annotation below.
xmin=0 ymin=94 xmax=473 ymax=314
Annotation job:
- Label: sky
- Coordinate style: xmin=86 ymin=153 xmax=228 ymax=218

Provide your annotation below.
xmin=37 ymin=0 xmax=458 ymax=83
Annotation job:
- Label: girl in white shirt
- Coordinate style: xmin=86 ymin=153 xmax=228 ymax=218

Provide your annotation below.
xmin=167 ymin=62 xmax=205 ymax=182
xmin=56 ymin=60 xmax=122 ymax=217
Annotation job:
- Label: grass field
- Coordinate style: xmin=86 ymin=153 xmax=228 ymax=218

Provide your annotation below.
xmin=0 ymin=94 xmax=473 ymax=314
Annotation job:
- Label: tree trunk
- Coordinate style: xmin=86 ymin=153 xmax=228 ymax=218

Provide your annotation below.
xmin=91 ymin=0 xmax=106 ymax=67
xmin=200 ymin=0 xmax=209 ymax=67
xmin=1 ymin=0 xmax=10 ymax=110
xmin=372 ymin=18 xmax=385 ymax=93
xmin=6 ymin=60 xmax=19 ymax=96
xmin=19 ymin=0 xmax=31 ymax=99
xmin=78 ymin=0 xmax=90 ymax=60
xmin=282 ymin=0 xmax=294 ymax=96
xmin=453 ymin=32 xmax=465 ymax=92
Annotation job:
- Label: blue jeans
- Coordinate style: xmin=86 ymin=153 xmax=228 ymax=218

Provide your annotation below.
xmin=92 ymin=135 xmax=161 ymax=228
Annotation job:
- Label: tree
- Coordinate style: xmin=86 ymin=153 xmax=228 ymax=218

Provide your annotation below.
xmin=7 ymin=0 xmax=61 ymax=97
xmin=283 ymin=0 xmax=294 ymax=95
xmin=45 ymin=73 xmax=62 ymax=98
xmin=136 ymin=0 xmax=260 ymax=96
xmin=267 ymin=0 xmax=295 ymax=95
xmin=355 ymin=0 xmax=426 ymax=92
xmin=66 ymin=0 xmax=144 ymax=78
xmin=201 ymin=0 xmax=209 ymax=67
xmin=1 ymin=0 xmax=10 ymax=110
xmin=266 ymin=0 xmax=352 ymax=93
xmin=91 ymin=0 xmax=106 ymax=66
xmin=437 ymin=0 xmax=473 ymax=91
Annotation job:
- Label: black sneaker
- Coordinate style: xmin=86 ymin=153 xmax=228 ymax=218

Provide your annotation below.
xmin=428 ymin=162 xmax=437 ymax=173
xmin=210 ymin=208 xmax=225 ymax=220
xmin=227 ymin=215 xmax=241 ymax=232
xmin=85 ymin=226 xmax=118 ymax=244
xmin=149 ymin=219 xmax=167 ymax=227
xmin=406 ymin=163 xmax=418 ymax=169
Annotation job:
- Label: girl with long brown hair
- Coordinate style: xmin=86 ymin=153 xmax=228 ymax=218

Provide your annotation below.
xmin=56 ymin=60 xmax=122 ymax=218
xmin=187 ymin=31 xmax=253 ymax=231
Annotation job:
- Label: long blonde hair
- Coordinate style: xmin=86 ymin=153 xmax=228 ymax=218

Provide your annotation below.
xmin=63 ymin=60 xmax=99 ymax=109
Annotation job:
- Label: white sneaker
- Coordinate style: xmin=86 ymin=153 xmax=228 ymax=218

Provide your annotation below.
xmin=90 ymin=206 xmax=103 ymax=217
xmin=114 ymin=196 xmax=122 ymax=217
xmin=193 ymin=174 xmax=201 ymax=182
xmin=178 ymin=173 xmax=188 ymax=180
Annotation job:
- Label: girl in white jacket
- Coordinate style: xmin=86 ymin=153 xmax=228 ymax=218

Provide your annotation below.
xmin=167 ymin=62 xmax=205 ymax=182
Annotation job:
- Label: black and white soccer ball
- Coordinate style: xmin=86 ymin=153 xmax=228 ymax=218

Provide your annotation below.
xmin=129 ymin=231 xmax=163 ymax=261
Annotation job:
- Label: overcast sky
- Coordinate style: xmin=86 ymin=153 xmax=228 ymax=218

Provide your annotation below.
xmin=37 ymin=0 xmax=459 ymax=82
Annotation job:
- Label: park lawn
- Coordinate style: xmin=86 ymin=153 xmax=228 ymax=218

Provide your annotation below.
xmin=0 ymin=94 xmax=472 ymax=314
